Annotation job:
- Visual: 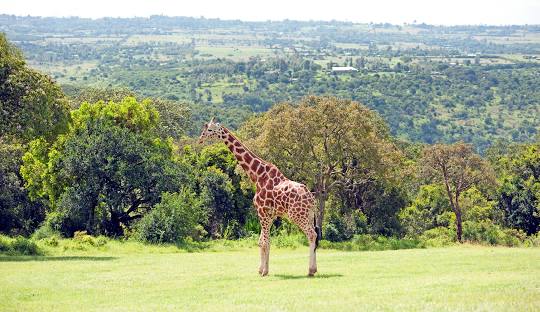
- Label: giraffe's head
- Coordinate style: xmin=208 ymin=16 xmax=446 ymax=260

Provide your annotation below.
xmin=198 ymin=117 xmax=222 ymax=144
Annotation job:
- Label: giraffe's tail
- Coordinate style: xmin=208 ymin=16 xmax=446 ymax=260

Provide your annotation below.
xmin=314 ymin=218 xmax=322 ymax=250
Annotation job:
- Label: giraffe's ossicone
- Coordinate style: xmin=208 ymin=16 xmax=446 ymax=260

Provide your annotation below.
xmin=199 ymin=117 xmax=319 ymax=276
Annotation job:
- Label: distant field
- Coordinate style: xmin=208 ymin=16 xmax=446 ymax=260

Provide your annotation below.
xmin=1 ymin=244 xmax=539 ymax=311
xmin=196 ymin=45 xmax=275 ymax=60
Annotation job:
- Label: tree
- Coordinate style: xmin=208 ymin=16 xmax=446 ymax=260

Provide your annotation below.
xmin=399 ymin=184 xmax=451 ymax=236
xmin=133 ymin=190 xmax=206 ymax=243
xmin=66 ymin=86 xmax=192 ymax=140
xmin=64 ymin=86 xmax=137 ymax=109
xmin=0 ymin=141 xmax=46 ymax=235
xmin=21 ymin=97 xmax=191 ymax=236
xmin=0 ymin=33 xmax=69 ymax=142
xmin=241 ymin=96 xmax=403 ymax=228
xmin=496 ymin=143 xmax=540 ymax=234
xmin=150 ymin=98 xmax=192 ymax=140
xmin=181 ymin=144 xmax=254 ymax=238
xmin=421 ymin=142 xmax=496 ymax=242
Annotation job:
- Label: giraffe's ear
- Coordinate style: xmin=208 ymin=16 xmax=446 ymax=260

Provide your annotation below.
xmin=210 ymin=117 xmax=216 ymax=123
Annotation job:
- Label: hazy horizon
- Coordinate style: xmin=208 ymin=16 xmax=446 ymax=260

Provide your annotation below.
xmin=2 ymin=0 xmax=540 ymax=26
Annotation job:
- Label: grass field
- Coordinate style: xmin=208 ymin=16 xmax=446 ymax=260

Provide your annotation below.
xmin=1 ymin=243 xmax=539 ymax=311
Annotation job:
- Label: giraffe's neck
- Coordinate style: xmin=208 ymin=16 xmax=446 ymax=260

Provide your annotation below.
xmin=219 ymin=127 xmax=273 ymax=184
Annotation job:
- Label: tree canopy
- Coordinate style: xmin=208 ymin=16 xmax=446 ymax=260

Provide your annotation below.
xmin=21 ymin=97 xmax=190 ymax=236
xmin=241 ymin=96 xmax=405 ymax=230
xmin=0 ymin=33 xmax=70 ymax=142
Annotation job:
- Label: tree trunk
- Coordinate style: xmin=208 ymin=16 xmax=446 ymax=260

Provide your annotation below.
xmin=454 ymin=197 xmax=463 ymax=243
xmin=455 ymin=210 xmax=463 ymax=243
xmin=315 ymin=190 xmax=327 ymax=228
xmin=443 ymin=177 xmax=463 ymax=243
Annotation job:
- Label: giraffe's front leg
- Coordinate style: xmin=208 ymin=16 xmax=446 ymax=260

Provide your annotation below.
xmin=258 ymin=218 xmax=271 ymax=276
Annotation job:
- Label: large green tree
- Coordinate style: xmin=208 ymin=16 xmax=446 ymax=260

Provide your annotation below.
xmin=21 ymin=97 xmax=190 ymax=236
xmin=0 ymin=34 xmax=68 ymax=236
xmin=421 ymin=142 xmax=496 ymax=242
xmin=0 ymin=142 xmax=46 ymax=235
xmin=0 ymin=33 xmax=69 ymax=142
xmin=496 ymin=142 xmax=540 ymax=234
xmin=181 ymin=144 xmax=254 ymax=238
xmin=241 ymin=96 xmax=404 ymax=228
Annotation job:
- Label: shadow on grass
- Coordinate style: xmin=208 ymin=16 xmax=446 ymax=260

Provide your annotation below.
xmin=274 ymin=273 xmax=343 ymax=280
xmin=0 ymin=256 xmax=117 ymax=262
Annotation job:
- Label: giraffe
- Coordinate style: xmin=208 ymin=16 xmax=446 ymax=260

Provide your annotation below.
xmin=199 ymin=118 xmax=320 ymax=276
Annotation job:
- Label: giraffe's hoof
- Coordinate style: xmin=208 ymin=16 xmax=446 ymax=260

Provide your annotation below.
xmin=308 ymin=268 xmax=317 ymax=276
xmin=260 ymin=269 xmax=269 ymax=277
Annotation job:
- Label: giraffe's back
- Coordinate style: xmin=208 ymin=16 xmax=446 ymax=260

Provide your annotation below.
xmin=272 ymin=180 xmax=315 ymax=218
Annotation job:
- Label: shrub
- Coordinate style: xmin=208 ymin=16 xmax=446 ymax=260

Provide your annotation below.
xmin=242 ymin=214 xmax=261 ymax=236
xmin=524 ymin=233 xmax=540 ymax=247
xmin=73 ymin=231 xmax=97 ymax=246
xmin=32 ymin=224 xmax=61 ymax=240
xmin=134 ymin=190 xmax=206 ymax=244
xmin=0 ymin=235 xmax=42 ymax=255
xmin=43 ymin=236 xmax=59 ymax=247
xmin=10 ymin=237 xmax=41 ymax=255
xmin=463 ymin=221 xmax=525 ymax=246
xmin=0 ymin=235 xmax=11 ymax=252
xmin=320 ymin=234 xmax=423 ymax=251
xmin=273 ymin=233 xmax=308 ymax=249
xmin=95 ymin=236 xmax=108 ymax=247
xmin=323 ymin=210 xmax=367 ymax=242
xmin=418 ymin=227 xmax=456 ymax=247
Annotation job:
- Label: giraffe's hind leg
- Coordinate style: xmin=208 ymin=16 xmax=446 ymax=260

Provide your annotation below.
xmin=289 ymin=206 xmax=317 ymax=276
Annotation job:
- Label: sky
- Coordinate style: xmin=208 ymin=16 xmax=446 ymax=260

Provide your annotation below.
xmin=2 ymin=0 xmax=540 ymax=25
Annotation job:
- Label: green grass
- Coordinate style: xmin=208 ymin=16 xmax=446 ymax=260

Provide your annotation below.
xmin=1 ymin=241 xmax=539 ymax=311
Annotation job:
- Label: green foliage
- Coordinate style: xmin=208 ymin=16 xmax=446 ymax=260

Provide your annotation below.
xmin=418 ymin=227 xmax=456 ymax=247
xmin=182 ymin=144 xmax=254 ymax=239
xmin=0 ymin=235 xmax=42 ymax=255
xmin=70 ymin=97 xmax=159 ymax=134
xmin=199 ymin=166 xmax=241 ymax=238
xmin=460 ymin=187 xmax=500 ymax=223
xmin=21 ymin=97 xmax=191 ymax=236
xmin=496 ymin=143 xmax=540 ymax=234
xmin=72 ymin=231 xmax=108 ymax=247
xmin=462 ymin=221 xmax=526 ymax=247
xmin=0 ymin=33 xmax=70 ymax=142
xmin=421 ymin=142 xmax=497 ymax=242
xmin=149 ymin=98 xmax=193 ymax=140
xmin=133 ymin=191 xmax=206 ymax=244
xmin=64 ymin=86 xmax=138 ymax=108
xmin=242 ymin=96 xmax=404 ymax=230
xmin=31 ymin=223 xmax=61 ymax=240
xmin=324 ymin=208 xmax=367 ymax=242
xmin=272 ymin=233 xmax=308 ymax=249
xmin=0 ymin=142 xmax=46 ymax=235
xmin=319 ymin=234 xmax=423 ymax=251
xmin=400 ymin=184 xmax=450 ymax=236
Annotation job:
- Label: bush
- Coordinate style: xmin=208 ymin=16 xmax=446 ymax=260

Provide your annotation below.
xmin=273 ymin=233 xmax=308 ymax=249
xmin=0 ymin=235 xmax=11 ymax=252
xmin=463 ymin=221 xmax=525 ymax=246
xmin=134 ymin=190 xmax=206 ymax=244
xmin=32 ymin=224 xmax=61 ymax=240
xmin=418 ymin=227 xmax=456 ymax=247
xmin=0 ymin=235 xmax=42 ymax=255
xmin=319 ymin=234 xmax=423 ymax=251
xmin=323 ymin=210 xmax=367 ymax=242
xmin=524 ymin=233 xmax=540 ymax=247
xmin=11 ymin=237 xmax=41 ymax=255
xmin=73 ymin=231 xmax=97 ymax=246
